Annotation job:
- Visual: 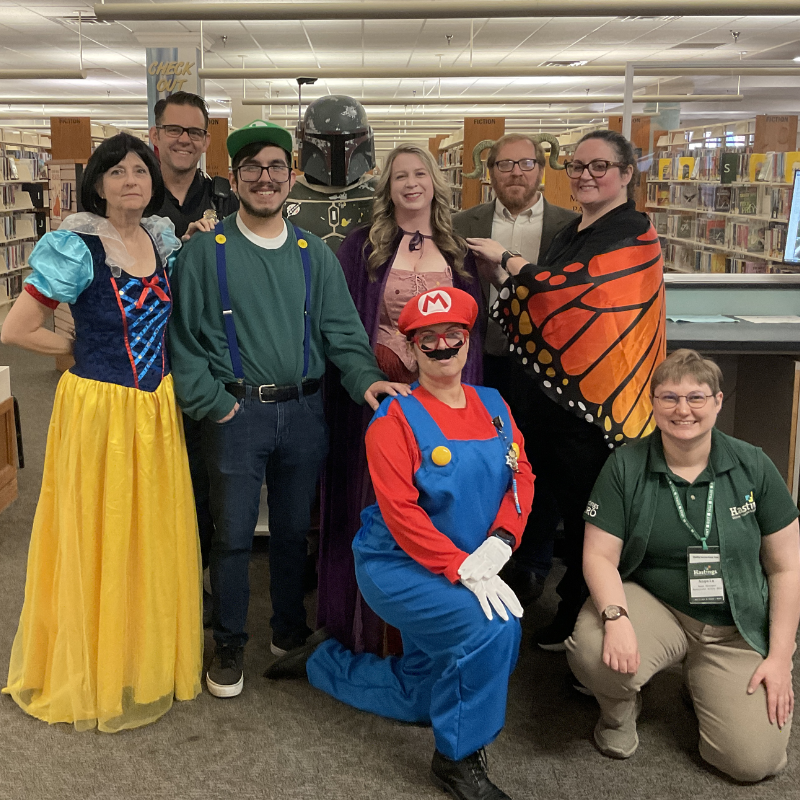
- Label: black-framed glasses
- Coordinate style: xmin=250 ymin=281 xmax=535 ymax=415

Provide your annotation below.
xmin=494 ymin=158 xmax=538 ymax=173
xmin=412 ymin=329 xmax=469 ymax=353
xmin=236 ymin=164 xmax=292 ymax=183
xmin=653 ymin=392 xmax=714 ymax=410
xmin=156 ymin=124 xmax=207 ymax=142
xmin=564 ymin=159 xmax=626 ymax=178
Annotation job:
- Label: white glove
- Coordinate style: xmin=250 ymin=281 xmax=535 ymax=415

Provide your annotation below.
xmin=460 ymin=574 xmax=523 ymax=622
xmin=458 ymin=536 xmax=512 ymax=582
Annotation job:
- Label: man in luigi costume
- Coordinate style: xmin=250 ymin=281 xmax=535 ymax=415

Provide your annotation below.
xmin=169 ymin=120 xmax=408 ymax=698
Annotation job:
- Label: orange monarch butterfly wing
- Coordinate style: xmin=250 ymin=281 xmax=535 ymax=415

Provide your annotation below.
xmin=494 ymin=224 xmax=665 ymax=447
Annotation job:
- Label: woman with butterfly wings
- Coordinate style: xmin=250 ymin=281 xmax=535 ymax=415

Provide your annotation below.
xmin=467 ymin=130 xmax=666 ymax=652
xmin=318 ymin=144 xmax=484 ymax=656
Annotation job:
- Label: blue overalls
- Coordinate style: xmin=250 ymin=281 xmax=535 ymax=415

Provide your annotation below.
xmin=307 ymin=385 xmax=523 ymax=760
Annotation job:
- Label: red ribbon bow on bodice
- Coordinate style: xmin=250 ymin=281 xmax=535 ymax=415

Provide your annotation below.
xmin=135 ymin=275 xmax=170 ymax=309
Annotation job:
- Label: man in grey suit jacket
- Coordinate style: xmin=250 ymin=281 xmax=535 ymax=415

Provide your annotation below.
xmin=453 ymin=133 xmax=577 ymax=606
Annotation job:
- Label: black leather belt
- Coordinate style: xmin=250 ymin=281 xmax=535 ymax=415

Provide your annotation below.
xmin=225 ymin=379 xmax=321 ymax=404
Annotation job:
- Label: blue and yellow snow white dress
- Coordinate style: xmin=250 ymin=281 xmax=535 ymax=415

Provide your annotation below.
xmin=3 ymin=213 xmax=202 ymax=731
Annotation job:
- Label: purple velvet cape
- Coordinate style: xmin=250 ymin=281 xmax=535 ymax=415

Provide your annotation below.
xmin=317 ymin=225 xmax=484 ymax=654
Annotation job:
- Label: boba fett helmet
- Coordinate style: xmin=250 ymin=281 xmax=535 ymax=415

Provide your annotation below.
xmin=297 ymin=95 xmax=375 ymax=186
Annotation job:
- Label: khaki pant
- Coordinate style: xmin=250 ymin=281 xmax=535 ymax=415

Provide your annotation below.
xmin=566 ymin=582 xmax=793 ymax=782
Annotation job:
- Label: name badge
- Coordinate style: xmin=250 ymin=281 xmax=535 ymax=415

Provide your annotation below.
xmin=687 ymin=546 xmax=725 ymax=605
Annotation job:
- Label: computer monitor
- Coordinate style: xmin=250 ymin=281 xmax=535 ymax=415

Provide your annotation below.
xmin=783 ymin=169 xmax=800 ymax=264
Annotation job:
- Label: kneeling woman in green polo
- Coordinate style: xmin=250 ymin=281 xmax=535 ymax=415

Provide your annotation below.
xmin=567 ymin=349 xmax=800 ymax=782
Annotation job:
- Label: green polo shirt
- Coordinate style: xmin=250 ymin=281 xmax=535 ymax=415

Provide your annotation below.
xmin=585 ymin=430 xmax=798 ymax=646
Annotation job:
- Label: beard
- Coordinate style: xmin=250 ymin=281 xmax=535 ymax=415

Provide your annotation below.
xmin=495 ymin=180 xmax=541 ymax=214
xmin=238 ymin=189 xmax=284 ymax=219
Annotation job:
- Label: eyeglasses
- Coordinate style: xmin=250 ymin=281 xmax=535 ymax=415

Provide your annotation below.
xmin=412 ymin=329 xmax=469 ymax=352
xmin=494 ymin=158 xmax=538 ymax=173
xmin=156 ymin=124 xmax=207 ymax=142
xmin=564 ymin=159 xmax=626 ymax=178
xmin=653 ymin=392 xmax=714 ymax=410
xmin=236 ymin=164 xmax=292 ymax=183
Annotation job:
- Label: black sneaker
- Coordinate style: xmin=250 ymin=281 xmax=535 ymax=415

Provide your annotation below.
xmin=264 ymin=628 xmax=330 ymax=680
xmin=431 ymin=749 xmax=512 ymax=800
xmin=270 ymin=626 xmax=313 ymax=657
xmin=534 ymin=607 xmax=577 ymax=652
xmin=206 ymin=645 xmax=244 ymax=698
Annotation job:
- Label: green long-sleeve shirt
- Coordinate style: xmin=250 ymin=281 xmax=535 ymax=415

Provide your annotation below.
xmin=168 ymin=215 xmax=385 ymax=421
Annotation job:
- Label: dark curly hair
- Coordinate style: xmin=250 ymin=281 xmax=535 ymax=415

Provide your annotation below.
xmin=81 ymin=133 xmax=165 ymax=217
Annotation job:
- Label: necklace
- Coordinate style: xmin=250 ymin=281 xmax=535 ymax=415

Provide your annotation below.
xmin=399 ymin=228 xmax=433 ymax=252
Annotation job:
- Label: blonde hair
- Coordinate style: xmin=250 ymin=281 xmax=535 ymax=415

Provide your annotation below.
xmin=367 ymin=143 xmax=469 ymax=281
xmin=651 ymin=349 xmax=722 ymax=396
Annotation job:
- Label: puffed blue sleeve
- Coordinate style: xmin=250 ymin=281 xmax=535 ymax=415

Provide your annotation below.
xmin=142 ymin=215 xmax=181 ymax=275
xmin=24 ymin=230 xmax=94 ymax=304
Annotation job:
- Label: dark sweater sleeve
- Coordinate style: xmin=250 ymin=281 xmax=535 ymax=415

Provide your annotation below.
xmin=317 ymin=242 xmax=387 ymax=402
xmin=168 ymin=235 xmax=237 ymax=422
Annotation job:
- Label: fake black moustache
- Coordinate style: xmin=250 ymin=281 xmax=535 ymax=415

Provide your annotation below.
xmin=424 ymin=347 xmax=462 ymax=361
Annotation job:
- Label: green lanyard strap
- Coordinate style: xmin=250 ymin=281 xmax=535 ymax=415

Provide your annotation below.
xmin=665 ymin=477 xmax=715 ymax=551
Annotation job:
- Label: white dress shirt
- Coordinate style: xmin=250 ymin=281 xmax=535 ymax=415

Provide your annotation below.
xmin=485 ymin=196 xmax=544 ymax=356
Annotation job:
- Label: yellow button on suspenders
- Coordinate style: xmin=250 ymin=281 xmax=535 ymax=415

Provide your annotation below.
xmin=431 ymin=446 xmax=452 ymax=466
xmin=511 ymin=443 xmax=520 ymax=459
xmin=298 ymin=239 xmax=308 ymax=248
xmin=215 ymin=234 xmax=227 ymax=244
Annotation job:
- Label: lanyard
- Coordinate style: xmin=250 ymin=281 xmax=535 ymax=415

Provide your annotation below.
xmin=666 ymin=476 xmax=715 ymax=551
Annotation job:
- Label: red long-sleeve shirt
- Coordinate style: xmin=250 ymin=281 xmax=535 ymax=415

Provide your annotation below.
xmin=366 ymin=384 xmax=534 ymax=583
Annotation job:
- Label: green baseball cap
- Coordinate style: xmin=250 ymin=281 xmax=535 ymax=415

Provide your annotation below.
xmin=226 ymin=119 xmax=293 ymax=159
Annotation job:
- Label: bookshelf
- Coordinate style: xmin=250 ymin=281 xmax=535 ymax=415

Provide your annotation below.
xmin=438 ymin=130 xmax=464 ymax=212
xmin=646 ymin=116 xmax=799 ymax=275
xmin=0 ymin=128 xmax=51 ymax=308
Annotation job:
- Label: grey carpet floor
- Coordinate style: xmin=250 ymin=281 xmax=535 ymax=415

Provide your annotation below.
xmin=0 ymin=343 xmax=797 ymax=800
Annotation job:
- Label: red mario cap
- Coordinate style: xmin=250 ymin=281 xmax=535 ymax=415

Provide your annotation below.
xmin=397 ymin=287 xmax=478 ymax=335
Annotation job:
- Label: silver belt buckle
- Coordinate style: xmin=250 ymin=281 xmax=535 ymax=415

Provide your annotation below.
xmin=257 ymin=383 xmax=277 ymax=402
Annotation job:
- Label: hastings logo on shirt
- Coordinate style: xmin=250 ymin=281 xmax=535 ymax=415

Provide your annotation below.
xmin=730 ymin=491 xmax=756 ymax=519
xmin=585 ymin=500 xmax=599 ymax=517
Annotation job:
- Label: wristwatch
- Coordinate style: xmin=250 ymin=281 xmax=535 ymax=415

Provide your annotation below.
xmin=491 ymin=529 xmax=516 ymax=549
xmin=501 ymin=250 xmax=521 ymax=271
xmin=601 ymin=605 xmax=629 ymax=622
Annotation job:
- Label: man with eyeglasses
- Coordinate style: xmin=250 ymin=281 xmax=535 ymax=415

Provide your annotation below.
xmin=454 ymin=134 xmax=577 ymax=606
xmin=149 ymin=91 xmax=239 ymax=238
xmin=168 ymin=120 xmax=408 ymax=699
xmin=150 ymin=91 xmax=240 ymax=630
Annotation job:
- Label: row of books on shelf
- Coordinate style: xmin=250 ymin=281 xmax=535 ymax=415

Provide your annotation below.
xmin=0 ymin=153 xmax=49 ymax=182
xmin=1 ymin=241 xmax=34 ymax=272
xmin=481 ymin=183 xmax=495 ymax=204
xmin=652 ymin=211 xmax=788 ymax=259
xmin=651 ymin=150 xmax=800 ymax=185
xmin=647 ymin=182 xmax=792 ymax=219
xmin=0 ymin=212 xmax=37 ymax=242
xmin=450 ymin=186 xmax=462 ymax=211
xmin=662 ymin=242 xmax=791 ymax=274
xmin=0 ymin=272 xmax=25 ymax=305
xmin=438 ymin=146 xmax=462 ymax=168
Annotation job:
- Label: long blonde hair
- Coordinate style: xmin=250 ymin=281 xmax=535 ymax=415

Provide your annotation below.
xmin=366 ymin=143 xmax=469 ymax=281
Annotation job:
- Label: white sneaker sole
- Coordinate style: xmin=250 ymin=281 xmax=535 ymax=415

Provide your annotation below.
xmin=270 ymin=643 xmax=288 ymax=656
xmin=206 ymin=672 xmax=244 ymax=698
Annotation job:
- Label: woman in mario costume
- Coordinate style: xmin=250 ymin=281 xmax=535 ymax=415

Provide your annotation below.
xmin=280 ymin=286 xmax=533 ymax=800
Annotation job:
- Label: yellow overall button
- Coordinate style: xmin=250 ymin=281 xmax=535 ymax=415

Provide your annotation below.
xmin=511 ymin=443 xmax=520 ymax=458
xmin=215 ymin=234 xmax=227 ymax=244
xmin=431 ymin=446 xmax=452 ymax=466
xmin=298 ymin=239 xmax=308 ymax=248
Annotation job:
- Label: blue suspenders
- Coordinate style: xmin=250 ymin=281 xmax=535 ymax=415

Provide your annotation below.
xmin=214 ymin=220 xmax=312 ymax=383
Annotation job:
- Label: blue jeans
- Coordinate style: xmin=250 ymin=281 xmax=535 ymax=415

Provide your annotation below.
xmin=202 ymin=389 xmax=329 ymax=648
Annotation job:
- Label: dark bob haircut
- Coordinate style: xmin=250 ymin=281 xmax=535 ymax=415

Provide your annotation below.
xmin=80 ymin=132 xmax=165 ymax=218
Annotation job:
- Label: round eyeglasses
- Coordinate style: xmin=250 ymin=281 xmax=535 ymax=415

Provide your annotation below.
xmin=156 ymin=124 xmax=207 ymax=142
xmin=653 ymin=392 xmax=714 ymax=410
xmin=412 ymin=329 xmax=469 ymax=352
xmin=236 ymin=164 xmax=292 ymax=183
xmin=564 ymin=159 xmax=626 ymax=178
xmin=494 ymin=158 xmax=538 ymax=173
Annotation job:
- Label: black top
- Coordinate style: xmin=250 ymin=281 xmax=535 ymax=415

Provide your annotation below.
xmin=155 ymin=170 xmax=239 ymax=237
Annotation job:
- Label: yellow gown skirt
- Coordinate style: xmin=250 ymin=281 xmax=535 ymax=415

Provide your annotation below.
xmin=3 ymin=371 xmax=203 ymax=731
